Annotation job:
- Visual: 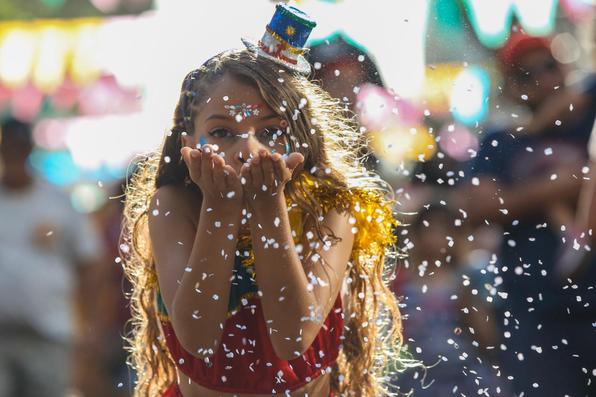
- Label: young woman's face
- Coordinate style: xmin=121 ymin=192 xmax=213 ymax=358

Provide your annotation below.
xmin=183 ymin=73 xmax=290 ymax=174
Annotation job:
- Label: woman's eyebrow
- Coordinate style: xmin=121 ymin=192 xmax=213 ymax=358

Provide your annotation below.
xmin=205 ymin=114 xmax=231 ymax=121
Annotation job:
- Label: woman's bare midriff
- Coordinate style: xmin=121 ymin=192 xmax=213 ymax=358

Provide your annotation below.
xmin=177 ymin=370 xmax=331 ymax=397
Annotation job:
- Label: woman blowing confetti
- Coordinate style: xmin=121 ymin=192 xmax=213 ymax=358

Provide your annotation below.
xmin=122 ymin=4 xmax=404 ymax=396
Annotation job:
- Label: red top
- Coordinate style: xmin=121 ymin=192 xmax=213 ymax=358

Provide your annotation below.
xmin=157 ymin=254 xmax=344 ymax=394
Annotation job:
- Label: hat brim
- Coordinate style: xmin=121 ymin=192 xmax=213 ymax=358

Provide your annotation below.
xmin=241 ymin=37 xmax=311 ymax=75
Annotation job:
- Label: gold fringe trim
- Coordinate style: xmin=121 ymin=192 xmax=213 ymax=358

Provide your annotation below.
xmin=265 ymin=26 xmax=307 ymax=55
xmin=237 ymin=173 xmax=397 ymax=270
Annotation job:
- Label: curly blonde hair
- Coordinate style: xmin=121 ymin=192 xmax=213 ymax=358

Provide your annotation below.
xmin=122 ymin=48 xmax=407 ymax=396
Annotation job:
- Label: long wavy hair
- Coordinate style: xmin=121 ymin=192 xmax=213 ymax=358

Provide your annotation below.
xmin=122 ymin=48 xmax=406 ymax=396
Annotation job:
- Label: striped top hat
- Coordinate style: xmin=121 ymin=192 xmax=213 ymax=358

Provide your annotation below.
xmin=242 ymin=3 xmax=317 ymax=75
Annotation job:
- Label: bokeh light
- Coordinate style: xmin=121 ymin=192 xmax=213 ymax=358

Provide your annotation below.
xmin=0 ymin=28 xmax=37 ymax=88
xmin=449 ymin=65 xmax=490 ymax=125
xmin=33 ymin=25 xmax=70 ymax=92
xmin=70 ymin=182 xmax=107 ymax=213
xmin=551 ymin=32 xmax=582 ymax=64
xmin=437 ymin=123 xmax=479 ymax=161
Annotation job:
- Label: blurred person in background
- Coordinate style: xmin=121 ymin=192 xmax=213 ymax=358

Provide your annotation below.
xmin=0 ymin=119 xmax=105 ymax=397
xmin=559 ymin=118 xmax=596 ymax=394
xmin=396 ymin=203 xmax=507 ymax=396
xmin=307 ymin=34 xmax=384 ymax=171
xmin=91 ymin=179 xmax=135 ymax=397
xmin=307 ymin=34 xmax=385 ymax=112
xmin=466 ymin=30 xmax=596 ymax=396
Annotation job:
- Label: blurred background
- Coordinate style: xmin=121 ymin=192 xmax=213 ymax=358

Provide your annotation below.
xmin=0 ymin=0 xmax=594 ymax=396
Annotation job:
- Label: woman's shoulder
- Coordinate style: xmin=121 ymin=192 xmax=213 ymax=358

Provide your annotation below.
xmin=319 ymin=185 xmax=397 ymax=250
xmin=297 ymin=173 xmax=397 ymax=249
xmin=307 ymin=176 xmax=393 ymax=213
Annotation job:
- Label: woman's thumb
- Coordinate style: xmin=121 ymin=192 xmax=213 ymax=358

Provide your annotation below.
xmin=286 ymin=152 xmax=304 ymax=171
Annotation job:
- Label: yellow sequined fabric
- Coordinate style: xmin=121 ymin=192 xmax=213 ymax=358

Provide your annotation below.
xmin=236 ymin=173 xmax=398 ymax=270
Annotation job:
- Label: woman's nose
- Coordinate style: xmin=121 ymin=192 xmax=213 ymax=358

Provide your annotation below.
xmin=233 ymin=132 xmax=261 ymax=164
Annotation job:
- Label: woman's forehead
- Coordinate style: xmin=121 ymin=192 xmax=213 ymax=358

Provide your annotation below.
xmin=196 ymin=75 xmax=276 ymax=120
xmin=206 ymin=74 xmax=264 ymax=104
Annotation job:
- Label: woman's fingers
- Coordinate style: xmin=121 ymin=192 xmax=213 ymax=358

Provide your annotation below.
xmin=222 ymin=164 xmax=238 ymax=185
xmin=250 ymin=154 xmax=265 ymax=191
xmin=240 ymin=163 xmax=252 ymax=188
xmin=180 ymin=146 xmax=190 ymax=159
xmin=180 ymin=146 xmax=191 ymax=166
xmin=261 ymin=152 xmax=276 ymax=191
xmin=234 ymin=149 xmax=305 ymax=201
xmin=179 ymin=144 xmax=244 ymax=203
xmin=212 ymin=154 xmax=226 ymax=192
xmin=271 ymin=153 xmax=288 ymax=183
xmin=285 ymin=152 xmax=305 ymax=172
xmin=223 ymin=164 xmax=242 ymax=200
xmin=200 ymin=145 xmax=215 ymax=185
xmin=180 ymin=147 xmax=201 ymax=179
xmin=285 ymin=152 xmax=305 ymax=181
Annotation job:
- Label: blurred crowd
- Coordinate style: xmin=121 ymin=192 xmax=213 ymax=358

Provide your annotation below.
xmin=307 ymin=29 xmax=596 ymax=396
xmin=1 ymin=22 xmax=595 ymax=397
xmin=0 ymin=120 xmax=133 ymax=397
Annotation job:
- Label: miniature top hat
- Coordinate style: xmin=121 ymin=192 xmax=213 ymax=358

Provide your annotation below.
xmin=242 ymin=3 xmax=317 ymax=75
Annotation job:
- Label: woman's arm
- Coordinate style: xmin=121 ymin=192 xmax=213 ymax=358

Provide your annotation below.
xmin=241 ymin=150 xmax=354 ymax=360
xmin=149 ymin=186 xmax=242 ymax=359
xmin=149 ymin=146 xmax=244 ymax=359
xmin=249 ymin=196 xmax=353 ymax=360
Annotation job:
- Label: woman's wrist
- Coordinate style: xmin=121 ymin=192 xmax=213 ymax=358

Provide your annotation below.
xmin=201 ymin=197 xmax=243 ymax=218
xmin=249 ymin=191 xmax=287 ymax=216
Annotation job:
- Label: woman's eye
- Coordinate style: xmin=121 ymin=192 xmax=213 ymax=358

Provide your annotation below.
xmin=208 ymin=128 xmax=233 ymax=138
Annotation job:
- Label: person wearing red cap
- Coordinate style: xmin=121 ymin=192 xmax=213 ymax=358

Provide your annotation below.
xmin=496 ymin=31 xmax=596 ymax=136
xmin=466 ymin=28 xmax=596 ymax=396
xmin=496 ymin=31 xmax=565 ymax=112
